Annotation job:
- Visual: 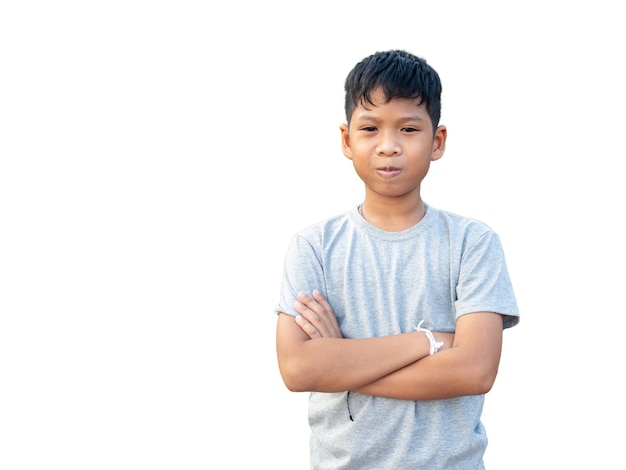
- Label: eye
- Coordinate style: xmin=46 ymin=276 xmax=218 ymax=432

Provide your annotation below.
xmin=401 ymin=127 xmax=419 ymax=133
xmin=361 ymin=126 xmax=377 ymax=132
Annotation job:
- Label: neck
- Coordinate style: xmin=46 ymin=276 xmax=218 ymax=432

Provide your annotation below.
xmin=359 ymin=199 xmax=427 ymax=232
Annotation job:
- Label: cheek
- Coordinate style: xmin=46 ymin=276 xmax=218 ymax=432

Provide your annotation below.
xmin=349 ymin=140 xmax=371 ymax=156
xmin=351 ymin=159 xmax=371 ymax=179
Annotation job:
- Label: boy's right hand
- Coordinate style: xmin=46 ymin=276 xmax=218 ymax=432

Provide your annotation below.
xmin=293 ymin=290 xmax=343 ymax=340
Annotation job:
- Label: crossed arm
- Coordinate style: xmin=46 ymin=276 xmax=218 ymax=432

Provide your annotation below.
xmin=276 ymin=290 xmax=504 ymax=401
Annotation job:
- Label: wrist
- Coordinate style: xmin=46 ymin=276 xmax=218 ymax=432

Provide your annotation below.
xmin=413 ymin=320 xmax=444 ymax=355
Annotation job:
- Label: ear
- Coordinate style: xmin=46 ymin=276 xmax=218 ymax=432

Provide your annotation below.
xmin=431 ymin=125 xmax=447 ymax=162
xmin=340 ymin=123 xmax=352 ymax=160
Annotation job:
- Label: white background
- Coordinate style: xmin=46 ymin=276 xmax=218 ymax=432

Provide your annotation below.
xmin=1 ymin=1 xmax=624 ymax=468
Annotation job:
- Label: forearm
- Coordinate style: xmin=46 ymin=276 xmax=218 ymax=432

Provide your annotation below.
xmin=355 ymin=313 xmax=504 ymax=400
xmin=354 ymin=346 xmax=494 ymax=400
xmin=277 ymin=315 xmax=434 ymax=393
xmin=280 ymin=291 xmax=503 ymax=400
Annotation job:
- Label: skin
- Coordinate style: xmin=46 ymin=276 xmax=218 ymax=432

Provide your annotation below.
xmin=276 ymin=89 xmax=504 ymax=401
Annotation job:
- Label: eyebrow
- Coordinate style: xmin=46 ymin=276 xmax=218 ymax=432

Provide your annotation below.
xmin=354 ymin=114 xmax=425 ymax=123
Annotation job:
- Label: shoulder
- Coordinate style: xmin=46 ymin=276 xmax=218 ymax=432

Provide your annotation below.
xmin=429 ymin=206 xmax=495 ymax=239
xmin=284 ymin=208 xmax=358 ymax=264
xmin=294 ymin=208 xmax=357 ymax=244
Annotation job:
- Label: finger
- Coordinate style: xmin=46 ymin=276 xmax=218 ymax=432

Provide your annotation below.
xmin=295 ymin=293 xmax=326 ymax=321
xmin=293 ymin=298 xmax=319 ymax=319
xmin=311 ymin=290 xmax=341 ymax=330
xmin=298 ymin=292 xmax=332 ymax=320
xmin=296 ymin=292 xmax=322 ymax=312
xmin=311 ymin=289 xmax=329 ymax=307
xmin=311 ymin=289 xmax=335 ymax=315
xmin=294 ymin=299 xmax=323 ymax=328
xmin=295 ymin=313 xmax=321 ymax=339
xmin=294 ymin=295 xmax=331 ymax=336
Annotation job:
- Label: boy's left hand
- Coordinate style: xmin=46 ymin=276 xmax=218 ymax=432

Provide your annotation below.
xmin=294 ymin=290 xmax=343 ymax=339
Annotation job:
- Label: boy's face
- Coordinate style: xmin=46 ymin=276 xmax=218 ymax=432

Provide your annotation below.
xmin=340 ymin=88 xmax=446 ymax=201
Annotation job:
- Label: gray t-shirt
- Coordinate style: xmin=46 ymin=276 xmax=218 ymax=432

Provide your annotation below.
xmin=275 ymin=204 xmax=519 ymax=469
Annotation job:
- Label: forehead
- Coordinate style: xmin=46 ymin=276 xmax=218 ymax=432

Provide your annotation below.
xmin=354 ymin=90 xmax=428 ymax=119
xmin=357 ymin=87 xmax=424 ymax=109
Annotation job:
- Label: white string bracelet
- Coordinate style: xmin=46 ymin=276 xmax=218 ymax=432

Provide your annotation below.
xmin=413 ymin=320 xmax=444 ymax=355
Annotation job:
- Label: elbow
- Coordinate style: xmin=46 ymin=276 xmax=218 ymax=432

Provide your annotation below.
xmin=468 ymin=365 xmax=499 ymax=395
xmin=454 ymin=346 xmax=501 ymax=395
xmin=285 ymin=382 xmax=308 ymax=393
xmin=474 ymin=378 xmax=495 ymax=396
xmin=281 ymin=372 xmax=309 ymax=393
xmin=278 ymin=357 xmax=314 ymax=393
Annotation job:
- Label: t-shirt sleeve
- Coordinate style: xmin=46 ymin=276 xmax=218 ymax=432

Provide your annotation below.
xmin=454 ymin=230 xmax=520 ymax=329
xmin=274 ymin=234 xmax=325 ymax=317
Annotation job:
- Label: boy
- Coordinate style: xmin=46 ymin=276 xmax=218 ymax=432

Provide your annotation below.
xmin=275 ymin=49 xmax=519 ymax=469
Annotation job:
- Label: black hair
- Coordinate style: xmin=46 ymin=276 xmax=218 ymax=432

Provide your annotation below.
xmin=344 ymin=50 xmax=442 ymax=133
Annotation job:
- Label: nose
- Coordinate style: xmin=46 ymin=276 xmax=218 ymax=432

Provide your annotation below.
xmin=376 ymin=130 xmax=400 ymax=156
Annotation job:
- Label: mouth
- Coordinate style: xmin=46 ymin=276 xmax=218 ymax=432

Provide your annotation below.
xmin=376 ymin=167 xmax=401 ymax=178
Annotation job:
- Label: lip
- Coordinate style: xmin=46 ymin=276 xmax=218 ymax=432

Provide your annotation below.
xmin=376 ymin=167 xmax=401 ymax=179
